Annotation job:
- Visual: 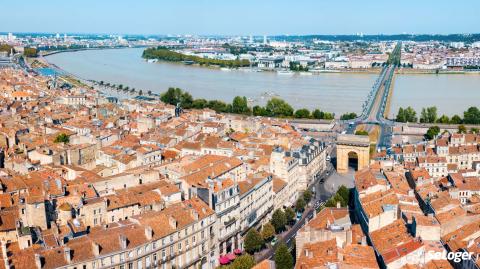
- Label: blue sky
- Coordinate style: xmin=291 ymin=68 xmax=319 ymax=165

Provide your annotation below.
xmin=1 ymin=0 xmax=479 ymax=35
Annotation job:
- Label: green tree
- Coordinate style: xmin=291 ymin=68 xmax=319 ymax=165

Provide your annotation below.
xmin=401 ymin=106 xmax=418 ymax=122
xmin=207 ymin=100 xmax=228 ymax=112
xmin=436 ymin=115 xmax=450 ymax=124
xmin=336 ymin=185 xmax=350 ymax=205
xmin=420 ymin=106 xmax=437 ymax=123
xmin=231 ymin=96 xmax=250 ymax=114
xmin=147 ymin=90 xmax=152 ymax=95
xmin=23 ymin=47 xmax=38 ymax=57
xmin=396 ymin=107 xmax=406 ymax=122
xmin=284 ymin=207 xmax=295 ymax=225
xmin=244 ymin=229 xmax=264 ymax=254
xmin=312 ymin=109 xmax=325 ymax=119
xmin=192 ymin=99 xmax=208 ymax=109
xmin=451 ymin=115 xmax=463 ymax=124
xmin=303 ymin=190 xmax=313 ymax=203
xmin=463 ymin=107 xmax=480 ymax=124
xmin=261 ymin=223 xmax=275 ymax=241
xmin=294 ymin=108 xmax=311 ymax=119
xmin=340 ymin=112 xmax=357 ymax=120
xmin=355 ymin=130 xmax=369 ymax=136
xmin=471 ymin=128 xmax=479 ymax=134
xmin=324 ymin=193 xmax=345 ymax=207
xmin=265 ymin=98 xmax=294 ymax=117
xmin=228 ymin=254 xmax=256 ymax=269
xmin=458 ymin=125 xmax=467 ymax=134
xmin=54 ymin=133 xmax=69 ymax=144
xmin=425 ymin=126 xmax=440 ymax=140
xmin=252 ymin=105 xmax=268 ymax=116
xmin=160 ymin=87 xmax=193 ymax=108
xmin=138 ymin=90 xmax=143 ymax=96
xmin=274 ymin=243 xmax=294 ymax=269
xmin=295 ymin=197 xmax=306 ymax=212
xmin=271 ymin=209 xmax=287 ymax=233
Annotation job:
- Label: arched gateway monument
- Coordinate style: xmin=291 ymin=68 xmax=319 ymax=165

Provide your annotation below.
xmin=336 ymin=134 xmax=370 ymax=174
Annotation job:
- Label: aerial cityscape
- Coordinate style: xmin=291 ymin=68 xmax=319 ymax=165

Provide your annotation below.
xmin=1 ymin=1 xmax=480 ymax=269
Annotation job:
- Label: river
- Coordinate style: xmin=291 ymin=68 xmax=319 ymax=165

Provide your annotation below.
xmin=46 ymin=48 xmax=480 ymax=117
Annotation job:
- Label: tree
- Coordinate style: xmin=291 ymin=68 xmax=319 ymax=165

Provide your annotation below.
xmin=192 ymin=99 xmax=208 ymax=109
xmin=232 ymin=96 xmax=250 ymax=114
xmin=425 ymin=126 xmax=440 ymax=140
xmin=295 ymin=197 xmax=306 ymax=212
xmin=397 ymin=106 xmax=418 ymax=123
xmin=284 ymin=207 xmax=295 ymax=225
xmin=458 ymin=125 xmax=467 ymax=134
xmin=160 ymin=87 xmax=193 ymax=108
xmin=340 ymin=112 xmax=357 ymax=120
xmin=261 ymin=223 xmax=275 ymax=241
xmin=294 ymin=108 xmax=310 ymax=119
xmin=252 ymin=105 xmax=268 ymax=116
xmin=312 ymin=109 xmax=325 ymax=119
xmin=147 ymin=90 xmax=152 ymax=95
xmin=355 ymin=130 xmax=369 ymax=136
xmin=471 ymin=128 xmax=479 ymax=134
xmin=138 ymin=90 xmax=143 ymax=96
xmin=271 ymin=209 xmax=287 ymax=233
xmin=451 ymin=115 xmax=463 ymax=124
xmin=336 ymin=185 xmax=350 ymax=205
xmin=54 ymin=133 xmax=69 ymax=144
xmin=436 ymin=115 xmax=450 ymax=124
xmin=244 ymin=229 xmax=264 ymax=254
xmin=420 ymin=106 xmax=437 ymax=123
xmin=23 ymin=47 xmax=38 ymax=57
xmin=265 ymin=98 xmax=294 ymax=117
xmin=463 ymin=107 xmax=480 ymax=124
xmin=396 ymin=107 xmax=406 ymax=122
xmin=274 ymin=243 xmax=294 ymax=269
xmin=207 ymin=100 xmax=228 ymax=113
xmin=118 ymin=84 xmax=123 ymax=90
xmin=303 ymin=190 xmax=313 ymax=203
xmin=228 ymin=254 xmax=256 ymax=269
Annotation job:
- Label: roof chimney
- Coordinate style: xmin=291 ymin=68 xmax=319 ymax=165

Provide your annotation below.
xmin=92 ymin=242 xmax=100 ymax=256
xmin=337 ymin=250 xmax=344 ymax=261
xmin=361 ymin=236 xmax=367 ymax=246
xmin=346 ymin=229 xmax=353 ymax=245
xmin=34 ymin=253 xmax=43 ymax=269
xmin=64 ymin=247 xmax=71 ymax=264
xmin=145 ymin=226 xmax=153 ymax=240
xmin=119 ymin=234 xmax=127 ymax=249
xmin=169 ymin=216 xmax=177 ymax=229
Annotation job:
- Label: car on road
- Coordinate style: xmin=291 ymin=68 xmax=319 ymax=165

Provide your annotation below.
xmin=296 ymin=211 xmax=303 ymax=221
xmin=270 ymin=237 xmax=277 ymax=246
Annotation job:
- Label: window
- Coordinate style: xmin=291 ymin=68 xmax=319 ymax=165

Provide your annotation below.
xmin=178 ymin=242 xmax=182 ymax=251
xmin=137 ymin=260 xmax=143 ymax=269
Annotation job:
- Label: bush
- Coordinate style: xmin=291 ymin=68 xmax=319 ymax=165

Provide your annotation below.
xmin=54 ymin=133 xmax=69 ymax=144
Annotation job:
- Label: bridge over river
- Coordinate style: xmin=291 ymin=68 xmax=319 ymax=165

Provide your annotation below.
xmin=344 ymin=42 xmax=401 ymax=150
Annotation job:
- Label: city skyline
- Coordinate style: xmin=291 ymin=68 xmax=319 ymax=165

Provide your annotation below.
xmin=1 ymin=0 xmax=479 ymax=35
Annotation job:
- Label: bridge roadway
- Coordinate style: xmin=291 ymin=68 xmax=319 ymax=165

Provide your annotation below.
xmin=345 ymin=62 xmax=396 ymax=150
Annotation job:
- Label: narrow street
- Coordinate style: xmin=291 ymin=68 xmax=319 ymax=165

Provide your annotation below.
xmin=255 ymin=145 xmax=355 ymax=262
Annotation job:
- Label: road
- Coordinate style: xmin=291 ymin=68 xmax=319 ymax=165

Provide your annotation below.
xmin=343 ymin=42 xmax=400 ymax=150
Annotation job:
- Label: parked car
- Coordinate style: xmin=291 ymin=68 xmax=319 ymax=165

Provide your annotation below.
xmin=270 ymin=237 xmax=278 ymax=246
